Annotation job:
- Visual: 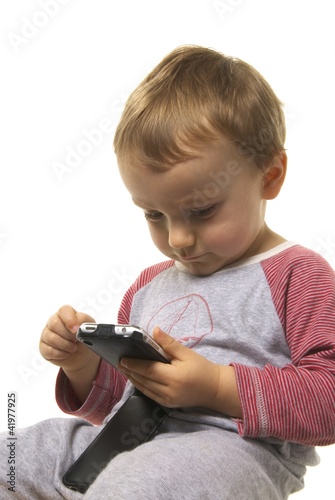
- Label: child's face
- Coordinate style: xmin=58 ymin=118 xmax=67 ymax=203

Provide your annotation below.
xmin=119 ymin=137 xmax=272 ymax=276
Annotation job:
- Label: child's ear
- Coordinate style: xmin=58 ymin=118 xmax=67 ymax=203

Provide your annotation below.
xmin=262 ymin=152 xmax=287 ymax=200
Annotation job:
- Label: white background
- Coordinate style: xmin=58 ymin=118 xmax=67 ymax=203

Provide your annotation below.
xmin=0 ymin=1 xmax=334 ymax=498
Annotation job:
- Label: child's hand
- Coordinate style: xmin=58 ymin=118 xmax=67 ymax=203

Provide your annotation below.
xmin=40 ymin=305 xmax=100 ymax=373
xmin=119 ymin=327 xmax=241 ymax=416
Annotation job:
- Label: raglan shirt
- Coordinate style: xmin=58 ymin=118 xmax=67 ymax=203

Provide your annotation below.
xmin=56 ymin=242 xmax=335 ymax=463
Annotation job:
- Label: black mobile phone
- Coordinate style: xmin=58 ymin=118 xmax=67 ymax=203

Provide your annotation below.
xmin=63 ymin=323 xmax=171 ymax=492
xmin=76 ymin=323 xmax=170 ymax=367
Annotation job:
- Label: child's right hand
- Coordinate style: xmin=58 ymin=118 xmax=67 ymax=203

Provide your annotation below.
xmin=40 ymin=305 xmax=99 ymax=373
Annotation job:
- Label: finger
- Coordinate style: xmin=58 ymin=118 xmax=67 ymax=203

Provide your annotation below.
xmin=119 ymin=357 xmax=156 ymax=375
xmin=39 ymin=339 xmax=74 ymax=362
xmin=120 ymin=367 xmax=165 ymax=397
xmin=119 ymin=357 xmax=170 ymax=386
xmin=75 ymin=311 xmax=96 ymax=325
xmin=122 ymin=369 xmax=175 ymax=408
xmin=56 ymin=305 xmax=81 ymax=334
xmin=46 ymin=313 xmax=78 ymax=342
xmin=152 ymin=327 xmax=186 ymax=359
xmin=46 ymin=306 xmax=95 ymax=341
xmin=40 ymin=328 xmax=79 ymax=363
xmin=42 ymin=326 xmax=79 ymax=352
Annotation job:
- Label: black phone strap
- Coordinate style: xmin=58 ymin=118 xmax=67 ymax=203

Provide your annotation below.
xmin=63 ymin=390 xmax=171 ymax=493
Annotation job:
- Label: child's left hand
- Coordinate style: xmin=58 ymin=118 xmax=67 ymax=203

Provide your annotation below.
xmin=118 ymin=326 xmax=241 ymax=416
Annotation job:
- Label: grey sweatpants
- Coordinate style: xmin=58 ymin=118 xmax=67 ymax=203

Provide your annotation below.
xmin=0 ymin=416 xmax=306 ymax=499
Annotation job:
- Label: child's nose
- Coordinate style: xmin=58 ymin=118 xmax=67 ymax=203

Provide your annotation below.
xmin=168 ymin=222 xmax=195 ymax=249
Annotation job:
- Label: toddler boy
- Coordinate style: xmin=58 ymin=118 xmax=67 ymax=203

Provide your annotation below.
xmin=1 ymin=45 xmax=335 ymax=499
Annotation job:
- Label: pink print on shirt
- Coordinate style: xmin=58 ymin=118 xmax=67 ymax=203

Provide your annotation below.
xmin=146 ymin=294 xmax=214 ymax=348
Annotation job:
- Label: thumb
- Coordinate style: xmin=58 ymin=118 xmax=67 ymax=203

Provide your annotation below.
xmin=76 ymin=311 xmax=96 ymax=325
xmin=153 ymin=326 xmax=186 ymax=359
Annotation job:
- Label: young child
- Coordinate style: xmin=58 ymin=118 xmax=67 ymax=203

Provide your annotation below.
xmin=1 ymin=45 xmax=335 ymax=499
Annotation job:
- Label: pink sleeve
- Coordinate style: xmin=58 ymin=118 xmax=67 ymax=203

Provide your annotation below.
xmin=232 ymin=248 xmax=335 ymax=446
xmin=56 ymin=360 xmax=127 ymax=425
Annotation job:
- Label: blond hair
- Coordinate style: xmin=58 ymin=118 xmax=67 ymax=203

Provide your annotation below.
xmin=114 ymin=45 xmax=286 ymax=170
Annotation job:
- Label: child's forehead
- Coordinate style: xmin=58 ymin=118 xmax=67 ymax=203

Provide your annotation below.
xmin=118 ymin=138 xmax=257 ymax=206
xmin=121 ymin=136 xmax=241 ymax=174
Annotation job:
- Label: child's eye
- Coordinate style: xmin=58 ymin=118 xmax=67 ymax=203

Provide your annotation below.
xmin=190 ymin=205 xmax=216 ymax=218
xmin=144 ymin=211 xmax=163 ymax=221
